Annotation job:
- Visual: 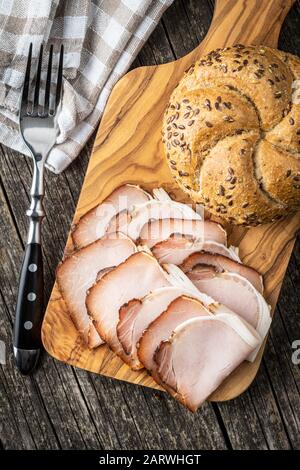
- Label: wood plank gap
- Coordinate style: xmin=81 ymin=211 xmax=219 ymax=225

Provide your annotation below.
xmin=0 ymin=367 xmax=31 ymax=448
xmin=0 ymin=146 xmax=31 ymax=205
xmin=212 ymin=403 xmax=232 ymax=449
xmin=0 ymin=367 xmax=37 ymax=449
xmin=265 ymin=315 xmax=300 ymax=431
xmin=261 ymin=355 xmax=294 ymax=449
xmin=30 ymin=374 xmax=62 ymax=450
xmin=161 ymin=19 xmax=177 ymax=60
xmin=277 ymin=303 xmax=300 ymax=351
xmin=247 ymin=386 xmax=272 ymax=450
xmin=140 ymin=390 xmax=169 ymax=449
xmin=181 ymin=0 xmax=212 ymax=44
xmin=71 ymin=370 xmax=105 ymax=449
xmin=119 ymin=388 xmax=144 ymax=448
xmin=89 ymin=376 xmax=123 ymax=449
xmin=38 ymin=363 xmax=85 ymax=449
xmin=0 ymin=290 xmax=13 ymax=327
xmin=0 ymin=176 xmax=24 ymax=249
xmin=50 ymin=363 xmax=89 ymax=449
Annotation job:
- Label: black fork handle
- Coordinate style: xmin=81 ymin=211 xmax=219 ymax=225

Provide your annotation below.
xmin=13 ymin=141 xmax=46 ymax=376
xmin=13 ymin=152 xmax=45 ymax=375
xmin=13 ymin=242 xmax=44 ymax=374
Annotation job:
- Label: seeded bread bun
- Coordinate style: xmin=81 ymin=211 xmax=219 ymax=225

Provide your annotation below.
xmin=162 ymin=44 xmax=300 ymax=225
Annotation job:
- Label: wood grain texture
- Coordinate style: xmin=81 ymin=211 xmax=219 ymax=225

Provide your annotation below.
xmin=42 ymin=0 xmax=300 ymax=402
xmin=1 ymin=0 xmax=300 ymax=450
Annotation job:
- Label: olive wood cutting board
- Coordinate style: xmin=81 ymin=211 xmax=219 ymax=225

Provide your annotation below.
xmin=42 ymin=0 xmax=300 ymax=402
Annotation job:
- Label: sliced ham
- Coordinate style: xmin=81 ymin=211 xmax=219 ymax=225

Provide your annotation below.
xmin=137 ymin=295 xmax=212 ymax=373
xmin=108 ymin=200 xmax=202 ymax=241
xmin=71 ymin=184 xmax=151 ymax=248
xmin=181 ymin=252 xmax=263 ymax=293
xmin=154 ymin=311 xmax=260 ymax=412
xmin=186 ymin=271 xmax=271 ymax=360
xmin=56 ymin=233 xmax=136 ymax=348
xmin=139 ymin=218 xmax=226 ymax=249
xmin=86 ymin=251 xmax=170 ymax=364
xmin=117 ymin=282 xmax=214 ymax=370
xmin=117 ymin=262 xmax=250 ymax=370
xmin=152 ymin=236 xmax=240 ymax=265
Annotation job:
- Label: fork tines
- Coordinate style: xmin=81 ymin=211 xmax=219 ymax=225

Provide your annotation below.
xmin=21 ymin=43 xmax=64 ymax=118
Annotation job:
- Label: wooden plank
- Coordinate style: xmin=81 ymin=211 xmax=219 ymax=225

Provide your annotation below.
xmin=0 ymin=133 xmax=228 ymax=451
xmin=213 ymin=241 xmax=300 ymax=450
xmin=162 ymin=0 xmax=213 ymax=57
xmin=87 ymin=374 xmax=228 ymax=450
xmin=0 ymin=152 xmax=111 ymax=450
xmin=162 ymin=0 xmax=299 ymax=449
xmin=0 ymin=2 xmax=229 ymax=450
xmin=0 ymin=143 xmax=228 ymax=450
xmin=0 ymin=0 xmax=300 ymax=451
xmin=42 ymin=0 xmax=300 ymax=403
xmin=0 ymin=182 xmax=60 ymax=449
xmin=139 ymin=2 xmax=299 ymax=451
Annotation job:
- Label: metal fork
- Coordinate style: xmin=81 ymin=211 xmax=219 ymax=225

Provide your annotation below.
xmin=13 ymin=44 xmax=63 ymax=375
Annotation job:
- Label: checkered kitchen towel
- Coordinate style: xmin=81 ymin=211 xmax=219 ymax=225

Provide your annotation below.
xmin=0 ymin=0 xmax=173 ymax=173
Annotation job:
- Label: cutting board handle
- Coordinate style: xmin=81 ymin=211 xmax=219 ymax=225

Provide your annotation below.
xmin=197 ymin=0 xmax=295 ymax=53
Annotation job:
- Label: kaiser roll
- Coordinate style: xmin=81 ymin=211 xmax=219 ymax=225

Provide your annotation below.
xmin=162 ymin=44 xmax=300 ymax=225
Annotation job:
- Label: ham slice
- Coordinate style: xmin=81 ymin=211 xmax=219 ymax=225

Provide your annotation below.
xmin=72 ymin=184 xmax=151 ymax=248
xmin=117 ymin=262 xmax=252 ymax=370
xmin=154 ymin=310 xmax=260 ymax=412
xmin=181 ymin=252 xmax=263 ymax=293
xmin=186 ymin=271 xmax=271 ymax=360
xmin=108 ymin=200 xmax=202 ymax=241
xmin=117 ymin=281 xmax=214 ymax=370
xmin=152 ymin=236 xmax=240 ymax=265
xmin=56 ymin=233 xmax=136 ymax=348
xmin=137 ymin=295 xmax=212 ymax=373
xmin=86 ymin=251 xmax=170 ymax=364
xmin=139 ymin=218 xmax=226 ymax=248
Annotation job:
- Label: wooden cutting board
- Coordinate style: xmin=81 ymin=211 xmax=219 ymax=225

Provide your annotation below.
xmin=42 ymin=0 xmax=300 ymax=402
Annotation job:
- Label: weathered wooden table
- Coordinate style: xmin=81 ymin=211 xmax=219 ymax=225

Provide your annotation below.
xmin=1 ymin=0 xmax=299 ymax=450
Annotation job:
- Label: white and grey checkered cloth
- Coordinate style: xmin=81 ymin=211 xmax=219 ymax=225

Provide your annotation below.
xmin=0 ymin=0 xmax=173 ymax=173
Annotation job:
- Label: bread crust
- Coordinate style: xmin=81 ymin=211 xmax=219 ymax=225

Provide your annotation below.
xmin=162 ymin=45 xmax=300 ymax=225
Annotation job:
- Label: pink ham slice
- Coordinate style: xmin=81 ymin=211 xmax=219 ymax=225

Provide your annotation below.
xmin=117 ymin=286 xmax=200 ymax=370
xmin=152 ymin=236 xmax=240 ymax=265
xmin=86 ymin=251 xmax=170 ymax=364
xmin=154 ymin=310 xmax=260 ymax=412
xmin=188 ymin=272 xmax=257 ymax=326
xmin=137 ymin=295 xmax=212 ymax=373
xmin=181 ymin=252 xmax=263 ymax=293
xmin=108 ymin=200 xmax=201 ymax=241
xmin=56 ymin=233 xmax=136 ymax=348
xmin=138 ymin=218 xmax=226 ymax=249
xmin=71 ymin=184 xmax=151 ymax=249
xmin=117 ymin=263 xmax=244 ymax=370
xmin=186 ymin=271 xmax=271 ymax=359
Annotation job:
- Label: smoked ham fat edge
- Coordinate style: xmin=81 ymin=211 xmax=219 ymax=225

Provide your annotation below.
xmin=72 ymin=184 xmax=152 ymax=249
xmin=181 ymin=251 xmax=263 ymax=293
xmin=152 ymin=236 xmax=240 ymax=265
xmin=56 ymin=233 xmax=136 ymax=348
xmin=86 ymin=251 xmax=170 ymax=365
xmin=138 ymin=218 xmax=226 ymax=248
xmin=186 ymin=271 xmax=271 ymax=360
xmin=137 ymin=296 xmax=213 ymax=373
xmin=154 ymin=311 xmax=260 ymax=412
xmin=117 ymin=286 xmax=211 ymax=370
xmin=107 ymin=199 xmax=202 ymax=242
